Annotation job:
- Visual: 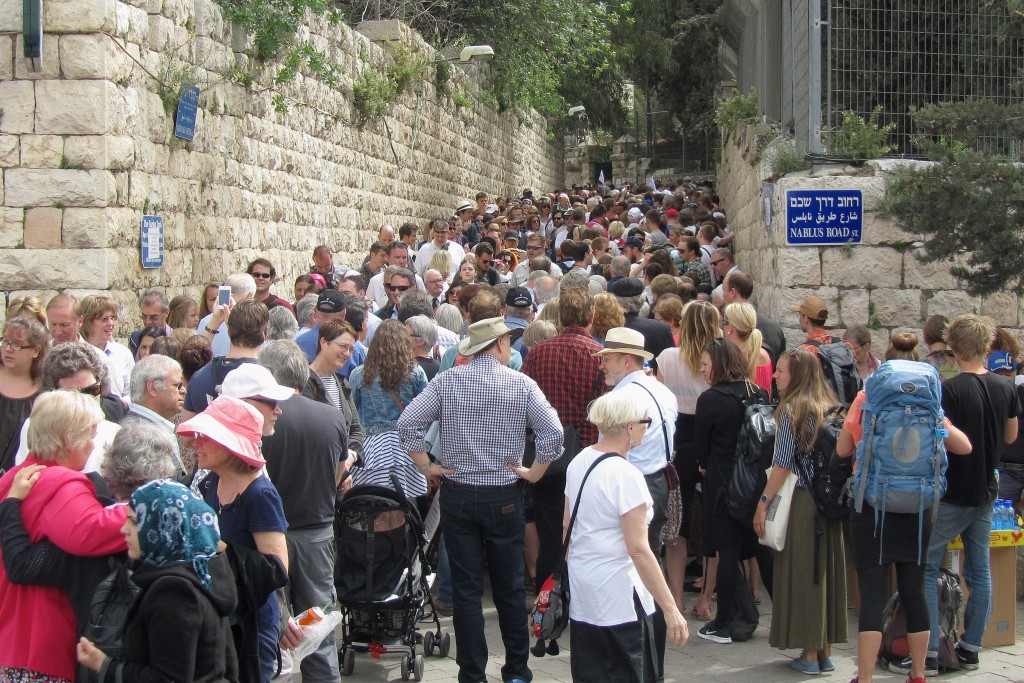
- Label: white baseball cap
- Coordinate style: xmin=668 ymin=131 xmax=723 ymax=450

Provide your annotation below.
xmin=220 ymin=363 xmax=295 ymax=402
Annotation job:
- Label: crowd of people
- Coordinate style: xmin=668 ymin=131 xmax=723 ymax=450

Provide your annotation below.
xmin=0 ymin=179 xmax=1021 ymax=683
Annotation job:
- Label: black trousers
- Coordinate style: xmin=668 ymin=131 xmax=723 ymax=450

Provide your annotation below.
xmin=570 ymin=594 xmax=658 ymax=683
xmin=531 ymin=471 xmax=566 ymax=595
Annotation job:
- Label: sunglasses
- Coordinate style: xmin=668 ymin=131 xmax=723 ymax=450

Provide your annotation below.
xmin=386 ymin=284 xmax=412 ymax=292
xmin=77 ymin=382 xmax=103 ymax=397
xmin=251 ymin=272 xmax=273 ymax=279
xmin=710 ymin=259 xmax=726 ymax=266
xmin=635 ymin=418 xmax=653 ymax=426
xmin=250 ymin=397 xmax=279 ymax=410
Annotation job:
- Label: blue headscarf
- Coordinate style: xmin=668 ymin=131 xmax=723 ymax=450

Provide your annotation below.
xmin=130 ymin=479 xmax=221 ymax=590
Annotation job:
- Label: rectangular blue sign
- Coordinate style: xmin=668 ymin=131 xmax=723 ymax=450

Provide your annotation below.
xmin=173 ymin=85 xmax=200 ymax=141
xmin=141 ymin=215 xmax=163 ymax=269
xmin=785 ymin=189 xmax=863 ymax=246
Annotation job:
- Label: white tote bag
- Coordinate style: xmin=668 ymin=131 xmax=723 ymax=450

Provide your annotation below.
xmin=758 ymin=467 xmax=797 ymax=552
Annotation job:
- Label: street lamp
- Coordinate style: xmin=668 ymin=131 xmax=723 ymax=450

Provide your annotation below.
xmin=567 ymin=105 xmax=586 ymax=116
xmin=437 ymin=45 xmax=495 ymax=63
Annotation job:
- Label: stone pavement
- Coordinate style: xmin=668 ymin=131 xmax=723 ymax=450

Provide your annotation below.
xmin=327 ymin=592 xmax=1024 ymax=683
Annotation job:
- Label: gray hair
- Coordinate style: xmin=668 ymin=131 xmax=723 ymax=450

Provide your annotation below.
xmin=267 ymin=306 xmax=299 ymax=340
xmin=397 ymin=290 xmax=434 ymax=322
xmin=42 ymin=342 xmax=107 ymax=392
xmin=615 ymin=294 xmax=645 ymax=315
xmin=713 ymin=247 xmax=734 ymax=265
xmin=434 ymin=303 xmax=464 ymax=335
xmin=101 ymin=423 xmax=179 ymax=501
xmin=140 ymin=290 xmax=169 ymax=310
xmin=406 ymin=315 xmax=438 ymax=348
xmin=610 ymin=255 xmax=632 ymax=278
xmin=588 ymin=275 xmax=608 ymax=294
xmin=390 ymin=266 xmax=416 ymax=286
xmin=559 ymin=271 xmax=590 ymax=292
xmin=534 ymin=276 xmax=559 ymax=305
xmin=257 ymin=339 xmax=310 ymax=391
xmin=296 ymin=293 xmax=319 ymax=329
xmin=523 ymin=320 xmax=558 ymax=349
xmin=129 ymin=354 xmax=182 ymax=403
xmin=506 ymin=305 xmax=532 ymax=321
xmin=226 ymin=272 xmax=257 ymax=300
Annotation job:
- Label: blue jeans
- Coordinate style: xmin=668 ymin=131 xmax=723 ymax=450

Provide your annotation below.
xmin=440 ymin=480 xmax=530 ymax=683
xmin=437 ymin=534 xmax=452 ymax=604
xmin=924 ymin=502 xmax=993 ymax=655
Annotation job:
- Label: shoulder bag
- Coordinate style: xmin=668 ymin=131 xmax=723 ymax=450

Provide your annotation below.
xmin=631 ymin=381 xmax=682 ymax=547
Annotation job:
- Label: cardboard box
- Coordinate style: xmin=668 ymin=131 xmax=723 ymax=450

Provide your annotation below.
xmin=945 ymin=544 xmax=1017 ymax=647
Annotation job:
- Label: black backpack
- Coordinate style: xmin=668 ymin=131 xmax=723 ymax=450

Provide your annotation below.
xmin=794 ymin=406 xmax=852 ymax=522
xmin=727 ymin=397 xmax=777 ymax=528
xmin=806 ymin=337 xmax=862 ymax=405
xmin=79 ymin=560 xmax=140 ymax=683
xmin=880 ymin=568 xmax=963 ymax=672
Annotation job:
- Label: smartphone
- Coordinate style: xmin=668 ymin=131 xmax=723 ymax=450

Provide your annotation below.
xmin=217 ymin=285 xmax=231 ymax=307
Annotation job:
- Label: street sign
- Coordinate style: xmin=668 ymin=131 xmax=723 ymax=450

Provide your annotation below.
xmin=141 ymin=215 xmax=164 ymax=269
xmin=174 ymin=86 xmax=200 ymax=141
xmin=785 ymin=189 xmax=863 ymax=246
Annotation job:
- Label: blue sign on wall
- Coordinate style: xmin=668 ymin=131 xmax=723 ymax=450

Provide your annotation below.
xmin=174 ymin=85 xmax=200 ymax=141
xmin=141 ymin=215 xmax=164 ymax=269
xmin=785 ymin=189 xmax=863 ymax=246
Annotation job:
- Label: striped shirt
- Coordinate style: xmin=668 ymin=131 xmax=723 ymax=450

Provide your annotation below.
xmin=773 ymin=411 xmax=816 ymax=487
xmin=397 ymin=354 xmax=564 ymax=486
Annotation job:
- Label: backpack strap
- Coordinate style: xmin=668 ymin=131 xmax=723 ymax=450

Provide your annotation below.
xmin=631 ymin=381 xmax=671 ymax=463
xmin=560 ymin=453 xmax=620 ymax=562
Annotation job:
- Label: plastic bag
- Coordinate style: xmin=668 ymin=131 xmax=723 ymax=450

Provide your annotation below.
xmin=290 ymin=607 xmax=343 ymax=663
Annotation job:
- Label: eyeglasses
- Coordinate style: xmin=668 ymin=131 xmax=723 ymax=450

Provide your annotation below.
xmin=98 ymin=315 xmax=118 ymax=324
xmin=710 ymin=259 xmax=726 ymax=266
xmin=635 ymin=418 xmax=653 ymax=426
xmin=77 ymin=382 xmax=103 ymax=397
xmin=251 ymin=272 xmax=273 ymax=279
xmin=163 ymin=379 xmax=185 ymax=391
xmin=0 ymin=339 xmax=34 ymax=351
xmin=385 ymin=284 xmax=412 ymax=292
xmin=249 ymin=397 xmax=279 ymax=410
xmin=479 ymin=259 xmax=492 ymax=265
xmin=329 ymin=340 xmax=354 ymax=352
xmin=527 ymin=245 xmax=543 ymax=252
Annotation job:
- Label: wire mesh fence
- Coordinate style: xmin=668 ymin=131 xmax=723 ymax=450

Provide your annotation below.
xmin=825 ymin=1 xmax=1024 ymax=159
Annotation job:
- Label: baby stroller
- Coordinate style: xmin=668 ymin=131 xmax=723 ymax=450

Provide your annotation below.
xmin=334 ymin=478 xmax=450 ymax=681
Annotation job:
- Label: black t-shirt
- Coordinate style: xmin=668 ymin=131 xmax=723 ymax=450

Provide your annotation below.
xmin=941 ymin=371 xmax=1021 ymax=506
xmin=262 ymin=394 xmax=348 ymax=529
xmin=996 ymin=383 xmax=1024 ymax=466
xmin=416 ymin=356 xmax=440 ymax=381
xmin=183 ymin=357 xmax=257 ymax=413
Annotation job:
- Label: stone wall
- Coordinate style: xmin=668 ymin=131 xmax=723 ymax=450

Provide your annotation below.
xmin=0 ymin=2 xmax=563 ymax=335
xmin=718 ymin=125 xmax=1022 ymax=353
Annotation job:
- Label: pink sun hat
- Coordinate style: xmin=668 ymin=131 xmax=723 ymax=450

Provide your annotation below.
xmin=176 ymin=395 xmax=266 ymax=468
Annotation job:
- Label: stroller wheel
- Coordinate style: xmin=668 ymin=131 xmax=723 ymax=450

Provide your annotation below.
xmin=423 ymin=630 xmax=435 ymax=656
xmin=341 ymin=649 xmax=355 ymax=676
xmin=439 ymin=632 xmax=451 ymax=657
xmin=413 ymin=654 xmax=425 ymax=681
xmin=400 ymin=654 xmax=411 ymax=681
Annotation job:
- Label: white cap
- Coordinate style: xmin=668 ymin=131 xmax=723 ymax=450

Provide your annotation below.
xmin=221 ymin=363 xmax=295 ymax=402
xmin=627 ymin=207 xmax=644 ymax=222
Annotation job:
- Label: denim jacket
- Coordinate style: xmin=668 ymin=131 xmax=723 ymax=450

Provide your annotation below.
xmin=349 ymin=365 xmax=428 ymax=436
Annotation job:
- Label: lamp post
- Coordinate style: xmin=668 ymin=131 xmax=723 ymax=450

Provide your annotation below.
xmin=436 ymin=45 xmax=496 ymax=64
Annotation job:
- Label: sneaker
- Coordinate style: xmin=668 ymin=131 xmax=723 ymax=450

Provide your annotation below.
xmin=906 ymin=678 xmax=926 ymax=683
xmin=954 ymin=644 xmax=979 ymax=670
xmin=888 ymin=656 xmax=938 ymax=677
xmin=789 ymin=656 xmax=820 ymax=675
xmin=697 ymin=622 xmax=732 ymax=644
xmin=817 ymin=655 xmax=835 ymax=672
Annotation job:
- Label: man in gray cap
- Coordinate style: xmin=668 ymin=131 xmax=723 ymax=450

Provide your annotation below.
xmin=503 ymin=287 xmax=535 ymax=355
xmin=610 ymin=277 xmax=675 ymax=368
xmin=398 ymin=317 xmax=563 ymax=683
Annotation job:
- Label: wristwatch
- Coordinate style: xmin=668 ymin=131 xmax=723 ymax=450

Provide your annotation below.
xmin=759 ymin=493 xmax=770 ymax=504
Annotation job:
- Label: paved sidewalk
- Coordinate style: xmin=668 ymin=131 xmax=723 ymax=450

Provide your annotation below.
xmin=330 ymin=592 xmax=1024 ymax=682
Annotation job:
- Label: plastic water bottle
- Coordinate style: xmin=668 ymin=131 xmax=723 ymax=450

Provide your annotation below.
xmin=999 ymin=500 xmax=1012 ymax=530
xmin=993 ymin=500 xmax=1005 ymax=530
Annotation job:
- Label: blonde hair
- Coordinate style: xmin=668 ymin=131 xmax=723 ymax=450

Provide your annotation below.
xmin=591 ymin=293 xmax=625 ymax=340
xmin=587 ymin=390 xmax=647 ymax=437
xmin=776 ymin=350 xmax=837 ymax=452
xmin=886 ymin=331 xmax=921 ymax=361
xmin=723 ymin=302 xmax=764 ymax=379
xmin=678 ymin=300 xmax=722 ymax=374
xmin=6 ymin=296 xmax=47 ymax=327
xmin=608 ymin=221 xmax=625 ymax=240
xmin=523 ymin=320 xmax=558 ymax=349
xmin=27 ymin=390 xmax=104 ymax=463
xmin=946 ymin=313 xmax=995 ymax=362
xmin=537 ymin=296 xmax=561 ymax=334
xmin=79 ymin=295 xmax=118 ymax=338
xmin=428 ymin=249 xmax=453 ymax=280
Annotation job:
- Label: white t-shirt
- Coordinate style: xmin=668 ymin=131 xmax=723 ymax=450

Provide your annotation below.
xmin=655 ymin=348 xmax=709 ymax=415
xmin=565 ymin=447 xmax=655 ymax=627
xmin=101 ymin=340 xmax=135 ymax=403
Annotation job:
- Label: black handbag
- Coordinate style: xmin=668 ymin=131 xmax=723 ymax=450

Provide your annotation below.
xmin=538 ymin=452 xmax=619 ymax=640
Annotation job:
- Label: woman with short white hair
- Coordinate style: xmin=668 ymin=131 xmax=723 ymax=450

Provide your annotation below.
xmin=560 ymin=391 xmax=689 ymax=681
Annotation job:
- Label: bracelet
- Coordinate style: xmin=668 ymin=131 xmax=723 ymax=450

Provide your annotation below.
xmin=205 ymin=326 xmax=219 ymax=334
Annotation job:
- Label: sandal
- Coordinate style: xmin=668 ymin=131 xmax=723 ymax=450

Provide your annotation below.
xmin=690 ymin=606 xmax=712 ymax=621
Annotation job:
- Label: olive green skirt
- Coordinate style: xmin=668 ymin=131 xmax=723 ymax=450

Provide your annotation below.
xmin=769 ymin=487 xmax=849 ymax=651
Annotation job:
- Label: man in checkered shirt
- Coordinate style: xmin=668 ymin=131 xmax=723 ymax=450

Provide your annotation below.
xmin=398 ymin=316 xmax=563 ymax=683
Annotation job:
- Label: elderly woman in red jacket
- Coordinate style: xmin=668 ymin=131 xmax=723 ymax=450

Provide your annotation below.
xmin=0 ymin=391 xmax=127 ymax=682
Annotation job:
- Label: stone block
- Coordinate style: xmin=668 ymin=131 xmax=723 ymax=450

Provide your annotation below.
xmin=903 ymin=253 xmax=960 ymax=290
xmin=0 ymin=248 xmax=110 ymax=289
xmin=0 ymin=81 xmax=35 ymax=133
xmin=23 ymin=207 xmax=63 ymax=248
xmin=116 ymin=3 xmax=149 ymax=43
xmin=0 ymin=136 xmax=19 ymax=167
xmin=925 ymin=290 xmax=980 ymax=319
xmin=59 ymin=34 xmax=131 ymax=81
xmin=821 ymin=247 xmax=902 ymax=288
xmin=62 ymin=207 xmax=137 ymax=248
xmin=148 ymin=14 xmax=173 ymax=52
xmin=981 ymin=292 xmax=1018 ymax=327
xmin=20 ymin=135 xmax=64 ymax=168
xmin=777 ymin=246 xmax=821 ymax=286
xmin=777 ymin=286 xmax=839 ymax=327
xmin=14 ymin=33 xmax=60 ymax=79
xmin=4 ymin=168 xmax=116 ymax=207
xmin=35 ymin=80 xmax=123 ymax=135
xmin=871 ymin=288 xmax=922 ymax=327
xmin=0 ymin=35 xmax=13 ymax=81
xmin=0 ymin=208 xmax=24 ymax=248
xmin=837 ymin=288 xmax=869 ymax=327
xmin=44 ymin=0 xmax=116 ymax=32
xmin=64 ymin=136 xmax=135 ymax=170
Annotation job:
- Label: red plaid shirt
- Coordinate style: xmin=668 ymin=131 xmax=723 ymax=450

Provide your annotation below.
xmin=522 ymin=327 xmax=606 ymax=447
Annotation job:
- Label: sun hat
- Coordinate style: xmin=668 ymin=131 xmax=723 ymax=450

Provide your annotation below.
xmin=221 ymin=363 xmax=295 ymax=403
xmin=592 ymin=327 xmax=653 ymax=360
xmin=455 ymin=199 xmax=474 ymax=213
xmin=176 ymin=395 xmax=266 ymax=468
xmin=457 ymin=316 xmax=511 ymax=356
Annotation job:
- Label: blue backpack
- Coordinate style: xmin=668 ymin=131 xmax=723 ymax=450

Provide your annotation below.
xmin=853 ymin=360 xmax=948 ymax=558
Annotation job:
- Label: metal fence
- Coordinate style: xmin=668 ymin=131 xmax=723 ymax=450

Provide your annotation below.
xmin=825 ymin=1 xmax=1024 ymax=158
